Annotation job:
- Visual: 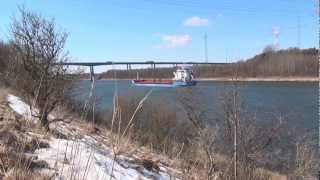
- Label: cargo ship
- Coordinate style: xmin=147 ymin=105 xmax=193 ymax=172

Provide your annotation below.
xmin=132 ymin=67 xmax=197 ymax=87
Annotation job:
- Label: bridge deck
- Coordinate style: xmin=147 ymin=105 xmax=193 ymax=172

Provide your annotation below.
xmin=58 ymin=61 xmax=227 ymax=66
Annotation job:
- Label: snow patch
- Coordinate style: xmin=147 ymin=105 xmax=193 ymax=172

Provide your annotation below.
xmin=7 ymin=94 xmax=54 ymax=121
xmin=35 ymin=137 xmax=173 ymax=180
xmin=7 ymin=94 xmax=34 ymax=120
xmin=7 ymin=94 xmax=178 ymax=179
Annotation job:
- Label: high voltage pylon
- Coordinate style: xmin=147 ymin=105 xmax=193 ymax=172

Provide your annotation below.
xmin=204 ymin=33 xmax=208 ymax=63
xmin=297 ymin=15 xmax=301 ymax=48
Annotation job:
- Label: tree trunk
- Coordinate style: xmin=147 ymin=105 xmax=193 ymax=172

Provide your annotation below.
xmin=40 ymin=110 xmax=49 ymax=131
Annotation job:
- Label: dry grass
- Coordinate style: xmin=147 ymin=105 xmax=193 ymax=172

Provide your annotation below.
xmin=0 ymin=89 xmax=292 ymax=180
xmin=65 ymin=90 xmax=292 ymax=179
xmin=0 ymin=88 xmax=10 ymax=103
xmin=265 ymin=170 xmax=288 ymax=180
xmin=3 ymin=169 xmax=51 ymax=180
xmin=0 ymin=88 xmax=51 ymax=179
xmin=0 ymin=83 xmax=301 ymax=179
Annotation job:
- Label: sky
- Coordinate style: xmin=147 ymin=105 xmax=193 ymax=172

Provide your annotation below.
xmin=0 ymin=0 xmax=318 ymax=68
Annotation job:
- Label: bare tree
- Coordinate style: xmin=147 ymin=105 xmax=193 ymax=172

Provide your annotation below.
xmin=178 ymin=88 xmax=217 ymax=180
xmin=10 ymin=7 xmax=71 ymax=130
xmin=293 ymin=135 xmax=320 ymax=179
xmin=219 ymin=81 xmax=285 ymax=180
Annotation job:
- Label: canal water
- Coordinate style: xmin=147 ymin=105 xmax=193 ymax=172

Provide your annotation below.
xmin=74 ymin=80 xmax=318 ymax=134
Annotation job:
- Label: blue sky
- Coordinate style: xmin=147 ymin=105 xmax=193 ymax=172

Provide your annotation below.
xmin=0 ymin=0 xmax=318 ymax=64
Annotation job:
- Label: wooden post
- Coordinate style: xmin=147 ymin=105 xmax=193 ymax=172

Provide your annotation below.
xmin=90 ymin=66 xmax=94 ymax=82
xmin=89 ymin=65 xmax=96 ymax=125
xmin=233 ymin=87 xmax=238 ymax=180
xmin=128 ymin=64 xmax=131 ymax=79
xmin=152 ymin=64 xmax=155 ymax=81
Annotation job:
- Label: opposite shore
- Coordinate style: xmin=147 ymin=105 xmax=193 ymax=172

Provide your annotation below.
xmin=92 ymin=76 xmax=319 ymax=82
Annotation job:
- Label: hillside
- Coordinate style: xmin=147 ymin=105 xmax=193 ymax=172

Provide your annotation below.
xmin=1 ymin=87 xmax=296 ymax=180
xmin=225 ymin=47 xmax=318 ymax=77
xmin=100 ymin=48 xmax=318 ymax=79
xmin=0 ymin=88 xmax=182 ymax=179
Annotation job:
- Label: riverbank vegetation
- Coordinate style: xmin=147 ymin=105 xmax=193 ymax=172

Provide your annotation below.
xmin=0 ymin=7 xmax=319 ymax=180
xmin=65 ymin=83 xmax=319 ymax=179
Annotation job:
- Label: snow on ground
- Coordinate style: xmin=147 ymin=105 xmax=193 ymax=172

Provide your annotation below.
xmin=7 ymin=94 xmax=34 ymax=120
xmin=35 ymin=136 xmax=172 ymax=180
xmin=7 ymin=94 xmax=177 ymax=180
xmin=7 ymin=94 xmax=54 ymax=121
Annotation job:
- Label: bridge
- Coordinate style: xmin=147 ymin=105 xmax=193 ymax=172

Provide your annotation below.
xmin=58 ymin=61 xmax=226 ymax=66
xmin=58 ymin=61 xmax=228 ymax=80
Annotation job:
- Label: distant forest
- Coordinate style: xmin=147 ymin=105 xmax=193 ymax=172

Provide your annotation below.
xmin=0 ymin=42 xmax=318 ymax=79
xmin=101 ymin=48 xmax=318 ymax=79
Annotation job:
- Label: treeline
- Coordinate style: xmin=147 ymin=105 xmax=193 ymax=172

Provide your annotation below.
xmin=101 ymin=48 xmax=318 ymax=79
xmin=230 ymin=48 xmax=318 ymax=77
xmin=3 ymin=41 xmax=316 ymax=80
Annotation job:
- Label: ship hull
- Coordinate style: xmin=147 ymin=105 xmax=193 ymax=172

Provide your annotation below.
xmin=132 ymin=79 xmax=196 ymax=87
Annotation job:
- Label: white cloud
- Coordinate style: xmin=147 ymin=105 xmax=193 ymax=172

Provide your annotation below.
xmin=183 ymin=16 xmax=209 ymax=27
xmin=156 ymin=34 xmax=191 ymax=49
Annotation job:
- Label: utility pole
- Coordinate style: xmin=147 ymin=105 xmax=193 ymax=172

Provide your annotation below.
xmin=225 ymin=49 xmax=229 ymax=63
xmin=204 ymin=33 xmax=208 ymax=63
xmin=297 ymin=15 xmax=301 ymax=48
